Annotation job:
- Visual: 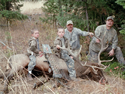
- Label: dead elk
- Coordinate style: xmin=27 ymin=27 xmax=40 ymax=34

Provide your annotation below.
xmin=1 ymin=33 xmax=113 ymax=93
xmin=1 ymin=52 xmax=109 ymax=93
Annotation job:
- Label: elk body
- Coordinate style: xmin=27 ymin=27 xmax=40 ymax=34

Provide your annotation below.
xmin=1 ymin=52 xmax=108 ymax=93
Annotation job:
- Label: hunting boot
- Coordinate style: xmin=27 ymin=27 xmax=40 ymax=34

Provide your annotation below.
xmin=27 ymin=71 xmax=33 ymax=80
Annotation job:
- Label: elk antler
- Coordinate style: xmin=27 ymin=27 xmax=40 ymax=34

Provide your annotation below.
xmin=93 ymin=31 xmax=114 ymax=65
xmin=59 ymin=46 xmax=107 ymax=74
xmin=81 ymin=61 xmax=108 ymax=74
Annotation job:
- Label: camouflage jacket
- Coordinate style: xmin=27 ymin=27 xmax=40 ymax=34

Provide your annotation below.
xmin=53 ymin=36 xmax=70 ymax=58
xmin=89 ymin=25 xmax=118 ymax=52
xmin=27 ymin=37 xmax=40 ymax=56
xmin=64 ymin=27 xmax=89 ymax=50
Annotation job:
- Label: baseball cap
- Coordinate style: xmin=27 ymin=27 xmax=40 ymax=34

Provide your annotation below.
xmin=66 ymin=20 xmax=73 ymax=25
xmin=106 ymin=16 xmax=114 ymax=21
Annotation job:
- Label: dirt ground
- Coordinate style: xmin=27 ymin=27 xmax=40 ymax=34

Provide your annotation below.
xmin=0 ymin=1 xmax=125 ymax=94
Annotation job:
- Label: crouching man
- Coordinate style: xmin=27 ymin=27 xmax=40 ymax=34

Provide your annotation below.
xmin=88 ymin=16 xmax=125 ymax=65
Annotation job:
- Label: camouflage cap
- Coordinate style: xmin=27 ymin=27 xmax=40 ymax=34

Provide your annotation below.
xmin=106 ymin=16 xmax=114 ymax=21
xmin=66 ymin=20 xmax=73 ymax=25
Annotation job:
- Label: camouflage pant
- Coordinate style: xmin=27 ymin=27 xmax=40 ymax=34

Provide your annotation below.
xmin=28 ymin=55 xmax=36 ymax=72
xmin=61 ymin=53 xmax=76 ymax=79
xmin=88 ymin=46 xmax=125 ymax=65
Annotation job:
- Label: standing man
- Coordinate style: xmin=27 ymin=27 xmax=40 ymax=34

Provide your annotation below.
xmin=88 ymin=16 xmax=125 ymax=65
xmin=64 ymin=20 xmax=93 ymax=58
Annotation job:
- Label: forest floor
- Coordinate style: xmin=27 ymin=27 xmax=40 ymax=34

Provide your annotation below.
xmin=0 ymin=1 xmax=125 ymax=94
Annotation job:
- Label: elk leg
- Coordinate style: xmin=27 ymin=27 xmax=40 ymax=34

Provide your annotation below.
xmin=59 ymin=69 xmax=71 ymax=82
xmin=53 ymin=78 xmax=61 ymax=88
xmin=3 ymin=65 xmax=19 ymax=93
xmin=33 ymin=68 xmax=49 ymax=89
xmin=82 ymin=68 xmax=91 ymax=75
xmin=40 ymin=66 xmax=49 ymax=81
xmin=43 ymin=70 xmax=48 ymax=80
xmin=98 ymin=70 xmax=108 ymax=84
xmin=3 ymin=72 xmax=14 ymax=93
xmin=99 ymin=77 xmax=106 ymax=85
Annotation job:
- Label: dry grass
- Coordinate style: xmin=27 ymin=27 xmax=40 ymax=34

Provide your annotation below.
xmin=0 ymin=1 xmax=125 ymax=94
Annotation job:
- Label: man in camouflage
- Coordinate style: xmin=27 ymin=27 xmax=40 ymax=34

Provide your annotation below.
xmin=64 ymin=20 xmax=93 ymax=58
xmin=88 ymin=16 xmax=125 ymax=65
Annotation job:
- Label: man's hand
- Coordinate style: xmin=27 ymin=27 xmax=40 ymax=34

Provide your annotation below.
xmin=108 ymin=49 xmax=114 ymax=56
xmin=39 ymin=51 xmax=42 ymax=54
xmin=89 ymin=32 xmax=94 ymax=37
xmin=96 ymin=39 xmax=100 ymax=43
xmin=39 ymin=51 xmax=43 ymax=57
xmin=56 ymin=45 xmax=60 ymax=49
xmin=70 ymin=56 xmax=73 ymax=59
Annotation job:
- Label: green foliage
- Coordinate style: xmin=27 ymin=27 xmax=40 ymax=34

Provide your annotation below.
xmin=40 ymin=0 xmax=58 ymax=25
xmin=104 ymin=61 xmax=125 ymax=79
xmin=0 ymin=0 xmax=22 ymax=11
xmin=120 ymin=29 xmax=125 ymax=35
xmin=116 ymin=0 xmax=125 ymax=8
xmin=42 ymin=0 xmax=125 ymax=32
xmin=0 ymin=10 xmax=28 ymax=20
xmin=0 ymin=0 xmax=27 ymax=25
xmin=119 ymin=20 xmax=125 ymax=36
xmin=115 ymin=0 xmax=125 ymax=42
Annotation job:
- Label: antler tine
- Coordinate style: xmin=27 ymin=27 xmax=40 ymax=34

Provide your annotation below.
xmin=93 ymin=35 xmax=101 ymax=42
xmin=100 ymin=57 xmax=114 ymax=63
xmin=60 ymin=45 xmax=82 ymax=62
xmin=96 ymin=30 xmax=113 ymax=65
xmin=59 ymin=47 xmax=75 ymax=57
xmin=76 ymin=45 xmax=82 ymax=58
xmin=82 ymin=61 xmax=107 ymax=74
xmin=98 ymin=45 xmax=109 ymax=64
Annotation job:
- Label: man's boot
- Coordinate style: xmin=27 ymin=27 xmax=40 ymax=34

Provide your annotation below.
xmin=27 ymin=71 xmax=33 ymax=80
